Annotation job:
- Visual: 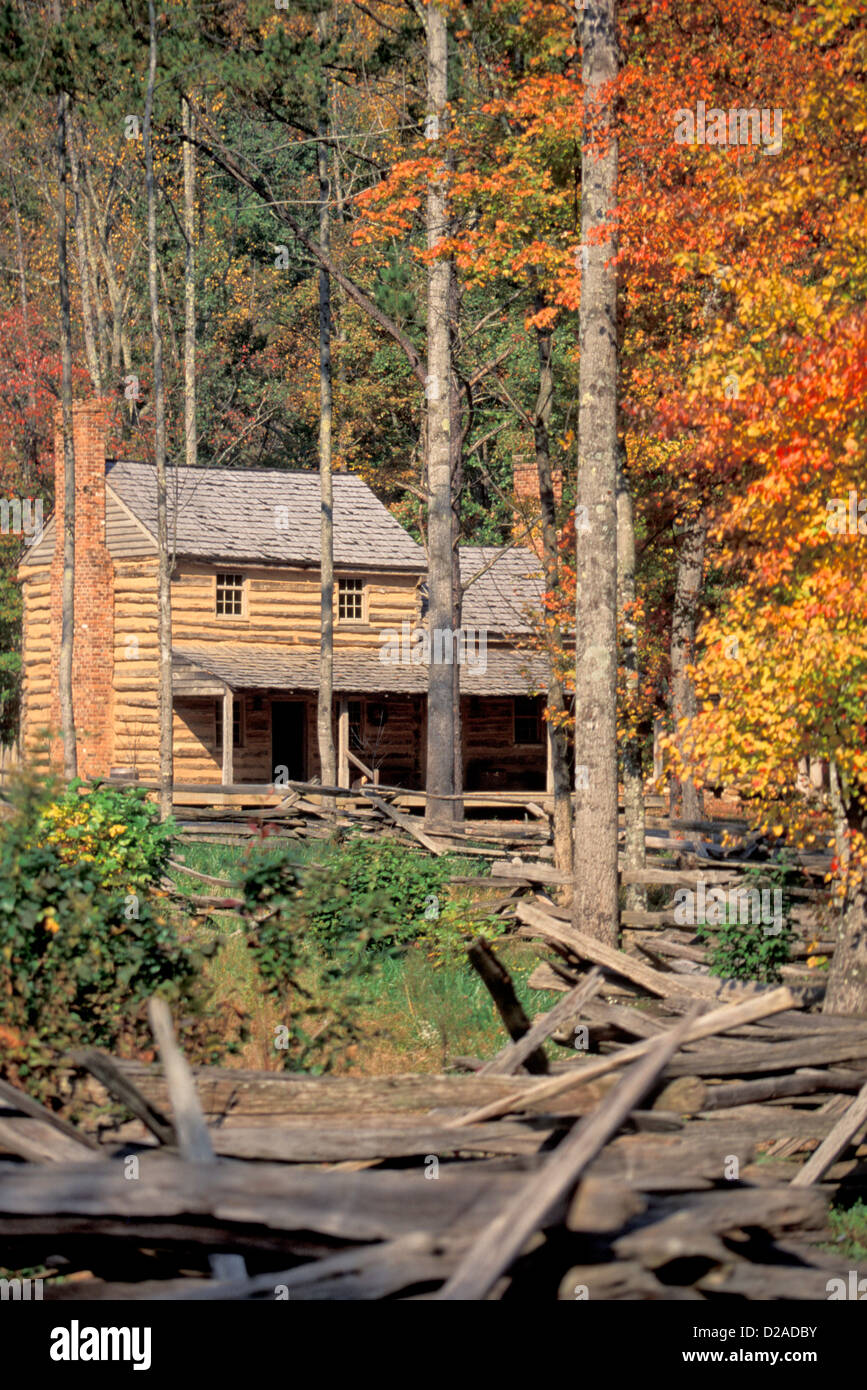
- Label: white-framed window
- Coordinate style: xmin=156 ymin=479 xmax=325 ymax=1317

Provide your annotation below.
xmin=215 ymin=697 xmax=244 ymax=750
xmin=337 ymin=576 xmax=365 ymax=622
xmin=216 ymin=571 xmax=245 ymax=617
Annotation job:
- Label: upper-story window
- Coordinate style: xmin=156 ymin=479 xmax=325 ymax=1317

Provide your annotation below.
xmin=338 ymin=577 xmax=365 ymax=622
xmin=216 ymin=571 xmax=245 ymax=617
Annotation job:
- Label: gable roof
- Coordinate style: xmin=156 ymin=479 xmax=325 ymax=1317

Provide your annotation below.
xmin=20 ymin=459 xmax=545 ymax=636
xmin=460 ymin=546 xmax=543 ymax=633
xmin=105 ymin=461 xmax=425 ymax=571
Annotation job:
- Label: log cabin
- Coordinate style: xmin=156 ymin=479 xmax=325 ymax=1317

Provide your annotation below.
xmin=18 ymin=402 xmax=552 ymax=794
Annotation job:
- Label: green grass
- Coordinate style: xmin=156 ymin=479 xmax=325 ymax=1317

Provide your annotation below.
xmin=826 ymin=1200 xmax=867 ymax=1262
xmin=352 ymin=940 xmax=559 ymax=1072
xmin=166 ymin=835 xmax=559 ymax=1073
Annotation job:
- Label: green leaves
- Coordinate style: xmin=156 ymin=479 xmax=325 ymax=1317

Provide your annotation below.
xmin=238 ymin=837 xmax=485 ymax=1070
xmin=0 ymin=774 xmax=201 ymax=1098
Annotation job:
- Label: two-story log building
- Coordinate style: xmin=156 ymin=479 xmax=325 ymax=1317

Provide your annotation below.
xmin=18 ymin=402 xmax=549 ymax=793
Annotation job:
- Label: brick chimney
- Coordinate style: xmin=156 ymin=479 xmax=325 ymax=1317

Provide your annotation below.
xmin=513 ymin=457 xmax=563 ymax=544
xmin=50 ymin=401 xmax=115 ymax=777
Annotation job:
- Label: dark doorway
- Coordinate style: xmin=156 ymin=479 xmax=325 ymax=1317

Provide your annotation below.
xmin=271 ymin=701 xmax=307 ymax=782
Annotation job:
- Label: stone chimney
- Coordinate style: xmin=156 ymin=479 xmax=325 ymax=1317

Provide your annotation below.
xmin=50 ymin=401 xmax=115 ymax=777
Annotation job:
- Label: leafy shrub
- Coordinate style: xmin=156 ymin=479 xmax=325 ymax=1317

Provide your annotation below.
xmin=239 ymin=850 xmax=399 ymax=1071
xmin=694 ymin=859 xmax=796 ymax=983
xmin=238 ymin=837 xmax=492 ymax=1068
xmin=301 ymin=837 xmax=485 ymax=951
xmin=0 ymin=775 xmax=205 ymax=1095
xmin=34 ymin=781 xmax=173 ymax=887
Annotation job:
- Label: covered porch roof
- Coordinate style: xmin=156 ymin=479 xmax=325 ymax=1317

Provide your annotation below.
xmin=171 ymin=642 xmax=548 ymax=698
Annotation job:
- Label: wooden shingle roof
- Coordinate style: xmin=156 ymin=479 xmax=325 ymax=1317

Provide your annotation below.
xmin=172 ymin=642 xmax=547 ymax=696
xmin=106 ymin=461 xmax=426 ymax=571
xmin=460 ymin=547 xmax=543 ymax=634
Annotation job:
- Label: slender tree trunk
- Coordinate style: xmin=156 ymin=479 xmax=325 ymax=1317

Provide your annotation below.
xmin=825 ymin=765 xmax=867 ymax=1015
xmin=11 ymin=179 xmax=36 ymax=489
xmin=55 ymin=81 xmax=77 ymax=779
xmin=145 ymin=0 xmax=173 ymax=821
xmin=532 ymin=308 xmax=572 ymax=874
xmin=617 ymin=453 xmax=646 ymax=908
xmin=79 ymin=158 xmax=110 ymax=384
xmin=669 ymin=513 xmax=707 ymax=823
xmin=182 ymin=96 xmax=197 ymax=469
xmin=572 ymin=0 xmax=619 ymax=946
xmin=449 ymin=270 xmax=463 ymax=812
xmin=68 ymin=133 xmax=102 ymax=393
xmin=316 ymin=18 xmax=336 ymax=802
xmin=424 ymin=1 xmax=458 ymax=832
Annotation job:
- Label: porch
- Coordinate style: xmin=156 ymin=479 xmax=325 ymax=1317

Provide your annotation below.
xmin=170 ymin=643 xmax=550 ymax=796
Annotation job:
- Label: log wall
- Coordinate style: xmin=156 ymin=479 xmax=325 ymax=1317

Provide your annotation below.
xmin=20 ymin=553 xmax=545 ymax=790
xmin=170 ymin=563 xmax=421 ymax=651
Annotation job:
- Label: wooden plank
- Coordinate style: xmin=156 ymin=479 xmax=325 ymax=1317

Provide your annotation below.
xmin=147 ymin=998 xmax=247 ymax=1281
xmin=108 ymin=1064 xmax=590 ymax=1121
xmin=0 ymin=1077 xmax=99 ymax=1153
xmin=662 ymin=1036 xmax=867 ymax=1078
xmin=0 ymin=1116 xmax=102 ymax=1165
xmin=151 ymin=1233 xmax=448 ymax=1301
xmin=203 ymin=1120 xmax=551 ymax=1162
xmin=791 ymin=1077 xmax=867 ymax=1186
xmin=558 ymin=1260 xmax=702 ymax=1300
xmin=446 ymin=985 xmax=796 ymax=1129
xmin=586 ymin=1129 xmax=755 ymax=1189
xmin=362 ymin=790 xmax=449 ymax=855
xmin=435 ymin=1009 xmax=698 ymax=1299
xmin=480 ymin=969 xmax=603 ymax=1076
xmin=70 ymin=1049 xmax=176 ymax=1147
xmin=468 ymin=938 xmax=549 ymax=1074
xmin=516 ymin=902 xmax=716 ymax=1001
xmin=700 ymin=1068 xmax=867 ymax=1110
xmin=0 ymin=1156 xmax=533 ymax=1244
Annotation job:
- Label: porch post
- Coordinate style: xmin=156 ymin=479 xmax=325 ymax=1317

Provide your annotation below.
xmin=222 ymin=685 xmax=233 ymax=787
xmin=338 ymin=697 xmax=349 ymax=787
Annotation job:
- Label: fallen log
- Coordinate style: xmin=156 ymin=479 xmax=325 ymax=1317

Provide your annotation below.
xmin=467 ymin=937 xmax=549 ymax=1074
xmin=480 ymin=970 xmax=603 ymax=1076
xmin=791 ymin=1076 xmax=867 ymax=1186
xmin=446 ymin=985 xmax=796 ymax=1128
xmin=436 ymin=1009 xmax=698 ymax=1299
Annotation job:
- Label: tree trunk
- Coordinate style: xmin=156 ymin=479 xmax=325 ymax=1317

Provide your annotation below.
xmin=145 ymin=0 xmax=173 ymax=821
xmin=533 ymin=306 xmax=571 ymax=875
xmin=824 ymin=764 xmax=867 ymax=1014
xmin=316 ymin=17 xmax=336 ymax=804
xmin=617 ymin=454 xmax=646 ymax=908
xmin=449 ymin=269 xmax=463 ymax=814
xmin=572 ymin=0 xmax=620 ymax=947
xmin=11 ymin=179 xmax=37 ymax=489
xmin=68 ymin=132 xmax=102 ymax=393
xmin=182 ymin=96 xmax=197 ymax=469
xmin=55 ymin=82 xmax=77 ymax=780
xmin=78 ymin=149 xmax=110 ymax=384
xmin=424 ymin=1 xmax=458 ymax=833
xmin=669 ymin=514 xmax=707 ymax=823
